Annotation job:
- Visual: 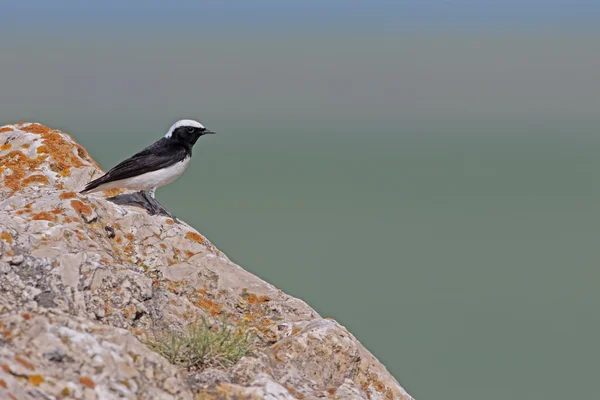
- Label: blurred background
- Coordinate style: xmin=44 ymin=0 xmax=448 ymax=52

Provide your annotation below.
xmin=1 ymin=1 xmax=599 ymax=399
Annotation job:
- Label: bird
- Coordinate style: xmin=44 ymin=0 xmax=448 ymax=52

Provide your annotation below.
xmin=80 ymin=119 xmax=216 ymax=219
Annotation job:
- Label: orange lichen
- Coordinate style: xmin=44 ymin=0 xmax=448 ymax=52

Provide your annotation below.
xmin=21 ymin=124 xmax=51 ymax=134
xmin=59 ymin=191 xmax=77 ymax=200
xmin=31 ymin=212 xmax=57 ymax=222
xmin=0 ymin=232 xmax=12 ymax=244
xmin=14 ymin=356 xmax=34 ymax=370
xmin=51 ymin=209 xmax=62 ymax=214
xmin=21 ymin=174 xmax=49 ymax=187
xmin=1 ymin=143 xmax=11 ymax=151
xmin=0 ymin=379 xmax=6 ymax=389
xmin=1 ymin=364 xmax=10 ymax=374
xmin=165 ymin=279 xmax=186 ymax=294
xmin=0 ymin=150 xmax=47 ymax=191
xmin=166 ymin=219 xmax=175 ymax=225
xmin=361 ymin=372 xmax=394 ymax=400
xmin=24 ymin=124 xmax=86 ymax=178
xmin=70 ymin=199 xmax=92 ymax=216
xmin=286 ymin=387 xmax=304 ymax=399
xmin=57 ymin=166 xmax=71 ymax=177
xmin=115 ymin=235 xmax=123 ymax=244
xmin=28 ymin=375 xmax=44 ymax=386
xmin=123 ymin=305 xmax=136 ymax=320
xmin=21 ymin=313 xmax=31 ymax=320
xmin=103 ymin=302 xmax=112 ymax=316
xmin=159 ymin=243 xmax=167 ymax=249
xmin=194 ymin=297 xmax=222 ymax=316
xmin=123 ymin=245 xmax=134 ymax=253
xmin=103 ymin=188 xmax=123 ymax=197
xmin=8 ymin=393 xmax=16 ymax=400
xmin=0 ymin=126 xmax=12 ymax=133
xmin=74 ymin=143 xmax=98 ymax=167
xmin=21 ymin=143 xmax=30 ymax=149
xmin=79 ymin=376 xmax=95 ymax=389
xmin=124 ymin=233 xmax=135 ymax=242
xmin=184 ymin=250 xmax=195 ymax=258
xmin=246 ymin=293 xmax=271 ymax=305
xmin=185 ymin=231 xmax=205 ymax=244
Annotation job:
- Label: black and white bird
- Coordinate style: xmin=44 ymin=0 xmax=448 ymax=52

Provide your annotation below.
xmin=80 ymin=119 xmax=216 ymax=218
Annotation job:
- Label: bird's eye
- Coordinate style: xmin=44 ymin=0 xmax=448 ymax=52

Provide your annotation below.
xmin=186 ymin=127 xmax=195 ymax=133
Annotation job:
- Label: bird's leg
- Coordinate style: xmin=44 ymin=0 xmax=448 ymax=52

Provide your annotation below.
xmin=144 ymin=189 xmax=179 ymax=222
xmin=140 ymin=190 xmax=159 ymax=215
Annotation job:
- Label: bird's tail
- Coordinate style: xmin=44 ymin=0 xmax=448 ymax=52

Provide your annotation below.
xmin=79 ymin=174 xmax=108 ymax=194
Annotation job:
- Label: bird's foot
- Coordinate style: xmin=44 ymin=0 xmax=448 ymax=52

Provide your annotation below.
xmin=150 ymin=198 xmax=178 ymax=222
xmin=139 ymin=190 xmax=179 ymax=222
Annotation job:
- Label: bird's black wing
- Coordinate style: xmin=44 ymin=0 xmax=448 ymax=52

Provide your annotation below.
xmin=81 ymin=138 xmax=188 ymax=193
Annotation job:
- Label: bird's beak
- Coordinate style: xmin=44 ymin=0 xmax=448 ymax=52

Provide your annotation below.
xmin=203 ymin=129 xmax=216 ymax=135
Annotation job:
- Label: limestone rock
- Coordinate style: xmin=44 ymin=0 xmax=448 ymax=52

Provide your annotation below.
xmin=0 ymin=122 xmax=413 ymax=400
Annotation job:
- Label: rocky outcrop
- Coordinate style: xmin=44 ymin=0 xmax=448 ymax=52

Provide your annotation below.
xmin=0 ymin=122 xmax=413 ymax=400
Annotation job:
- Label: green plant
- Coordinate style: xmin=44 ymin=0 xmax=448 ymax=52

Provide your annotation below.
xmin=146 ymin=317 xmax=253 ymax=369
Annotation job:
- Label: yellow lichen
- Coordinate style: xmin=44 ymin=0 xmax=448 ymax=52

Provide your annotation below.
xmin=28 ymin=375 xmax=44 ymax=387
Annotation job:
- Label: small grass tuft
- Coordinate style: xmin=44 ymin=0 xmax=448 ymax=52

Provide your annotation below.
xmin=146 ymin=317 xmax=253 ymax=370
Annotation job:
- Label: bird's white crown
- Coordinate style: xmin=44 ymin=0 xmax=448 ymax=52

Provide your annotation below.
xmin=165 ymin=119 xmax=205 ymax=138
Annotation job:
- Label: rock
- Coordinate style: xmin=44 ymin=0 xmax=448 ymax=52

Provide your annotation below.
xmin=8 ymin=254 xmax=23 ymax=265
xmin=0 ymin=122 xmax=413 ymax=400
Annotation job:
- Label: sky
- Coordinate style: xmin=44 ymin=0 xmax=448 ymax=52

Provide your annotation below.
xmin=1 ymin=1 xmax=599 ymax=35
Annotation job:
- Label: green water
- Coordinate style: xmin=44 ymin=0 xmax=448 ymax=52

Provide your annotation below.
xmin=1 ymin=33 xmax=600 ymax=399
